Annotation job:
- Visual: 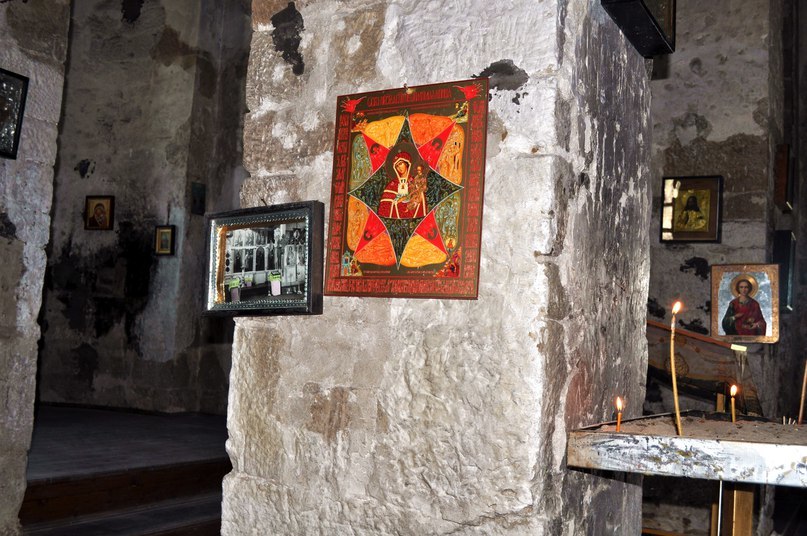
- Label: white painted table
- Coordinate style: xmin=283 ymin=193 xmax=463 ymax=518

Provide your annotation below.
xmin=567 ymin=412 xmax=807 ymax=488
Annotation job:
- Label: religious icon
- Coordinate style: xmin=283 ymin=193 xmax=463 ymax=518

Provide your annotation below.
xmin=674 ymin=190 xmax=708 ymax=232
xmin=84 ymin=196 xmax=115 ymax=231
xmin=154 ymin=225 xmax=176 ymax=255
xmin=0 ymin=67 xmax=28 ymax=160
xmin=660 ymin=176 xmax=722 ymax=242
xmin=324 ymin=79 xmax=489 ymax=299
xmin=711 ymin=264 xmax=779 ymax=343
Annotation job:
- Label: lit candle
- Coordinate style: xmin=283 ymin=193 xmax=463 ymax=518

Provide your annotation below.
xmin=670 ymin=301 xmax=683 ymax=435
xmin=616 ymin=396 xmax=623 ymax=432
xmin=730 ymin=385 xmax=737 ymax=423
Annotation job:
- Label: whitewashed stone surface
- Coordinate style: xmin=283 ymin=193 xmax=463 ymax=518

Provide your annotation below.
xmin=225 ymin=0 xmax=651 ymax=534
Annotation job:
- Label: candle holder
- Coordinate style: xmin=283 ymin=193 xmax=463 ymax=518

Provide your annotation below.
xmin=568 ymin=410 xmax=806 ymax=487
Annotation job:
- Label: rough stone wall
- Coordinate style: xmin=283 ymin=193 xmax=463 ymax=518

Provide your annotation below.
xmin=223 ymin=0 xmax=651 ymax=534
xmin=649 ymin=0 xmax=774 ymax=337
xmin=644 ymin=1 xmax=787 ymax=534
xmin=169 ymin=0 xmax=252 ymax=413
xmin=0 ymin=1 xmax=70 ymax=533
xmin=647 ymin=0 xmax=785 ymax=417
xmin=38 ymin=0 xmax=250 ymax=414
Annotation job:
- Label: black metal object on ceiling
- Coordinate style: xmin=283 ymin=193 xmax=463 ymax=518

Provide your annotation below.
xmin=601 ymin=0 xmax=676 ymax=57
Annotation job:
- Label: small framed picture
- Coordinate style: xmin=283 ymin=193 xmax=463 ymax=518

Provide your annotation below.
xmin=84 ymin=196 xmax=115 ymax=230
xmin=0 ymin=67 xmax=29 ymax=160
xmin=660 ymin=176 xmax=723 ymax=243
xmin=711 ymin=264 xmax=779 ymax=344
xmin=155 ymin=225 xmax=176 ymax=255
xmin=204 ymin=201 xmax=324 ymax=316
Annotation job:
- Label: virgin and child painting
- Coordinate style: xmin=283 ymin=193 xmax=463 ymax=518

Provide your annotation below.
xmin=711 ymin=264 xmax=779 ymax=343
xmin=324 ymin=79 xmax=488 ymax=299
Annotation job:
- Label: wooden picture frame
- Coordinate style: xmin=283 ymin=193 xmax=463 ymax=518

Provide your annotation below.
xmin=0 ymin=67 xmax=29 ymax=160
xmin=711 ymin=264 xmax=779 ymax=344
xmin=203 ymin=201 xmax=324 ymax=316
xmin=324 ymin=79 xmax=488 ymax=299
xmin=660 ymin=175 xmax=722 ymax=243
xmin=84 ymin=196 xmax=115 ymax=230
xmin=155 ymin=225 xmax=176 ymax=256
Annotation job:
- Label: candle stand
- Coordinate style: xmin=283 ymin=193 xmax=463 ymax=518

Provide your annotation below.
xmin=569 ymin=411 xmax=807 ymax=534
xmin=567 ymin=411 xmax=807 ymax=487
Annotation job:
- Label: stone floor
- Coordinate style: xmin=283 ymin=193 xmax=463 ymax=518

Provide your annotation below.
xmin=26 ymin=405 xmax=227 ymax=482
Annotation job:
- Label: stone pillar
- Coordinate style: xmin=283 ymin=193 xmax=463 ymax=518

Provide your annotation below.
xmin=224 ymin=0 xmax=651 ymax=533
xmin=0 ymin=2 xmax=70 ymax=533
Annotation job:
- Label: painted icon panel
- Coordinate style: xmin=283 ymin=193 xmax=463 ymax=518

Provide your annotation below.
xmin=325 ymin=79 xmax=488 ymax=299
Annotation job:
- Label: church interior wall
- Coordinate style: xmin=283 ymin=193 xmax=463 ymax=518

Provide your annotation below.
xmin=1 ymin=0 xmax=801 ymax=534
xmin=36 ymin=0 xmax=250 ymax=415
xmin=643 ymin=1 xmax=805 ymax=534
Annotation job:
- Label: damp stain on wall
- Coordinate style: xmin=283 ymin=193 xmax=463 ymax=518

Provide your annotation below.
xmin=151 ymin=26 xmax=197 ymax=70
xmin=45 ymin=222 xmax=154 ymax=354
xmin=305 ymin=383 xmax=352 ymax=443
xmin=0 ymin=213 xmax=18 ymax=240
xmin=74 ymin=159 xmax=96 ymax=178
xmin=578 ymin=172 xmax=590 ymax=189
xmin=121 ymin=0 xmax=145 ymax=24
xmin=474 ymin=59 xmax=529 ymax=94
xmin=71 ymin=342 xmax=99 ymax=391
xmin=4 ymin=0 xmax=70 ymax=64
xmin=511 ymin=92 xmax=528 ymax=105
xmin=679 ymin=257 xmax=710 ymax=280
xmin=647 ymin=297 xmax=666 ymax=319
xmin=679 ymin=318 xmax=708 ymax=335
xmin=271 ymin=2 xmax=305 ymax=75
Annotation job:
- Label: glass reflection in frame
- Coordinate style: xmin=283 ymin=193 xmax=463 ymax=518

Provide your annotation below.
xmin=204 ymin=201 xmax=323 ymax=316
xmin=219 ymin=221 xmax=308 ymax=305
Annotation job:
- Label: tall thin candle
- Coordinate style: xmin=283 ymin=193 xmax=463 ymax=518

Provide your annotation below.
xmin=730 ymin=384 xmax=737 ymax=423
xmin=798 ymin=360 xmax=806 ymax=425
xmin=670 ymin=301 xmax=683 ymax=435
xmin=616 ymin=397 xmax=623 ymax=433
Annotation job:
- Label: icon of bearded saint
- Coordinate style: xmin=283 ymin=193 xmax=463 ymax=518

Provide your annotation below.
xmin=377 ymin=151 xmax=428 ymax=219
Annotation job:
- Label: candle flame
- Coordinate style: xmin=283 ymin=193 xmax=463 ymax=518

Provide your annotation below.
xmin=616 ymin=396 xmax=623 ymax=412
xmin=672 ymin=301 xmax=682 ymax=315
xmin=730 ymin=385 xmax=737 ymax=397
